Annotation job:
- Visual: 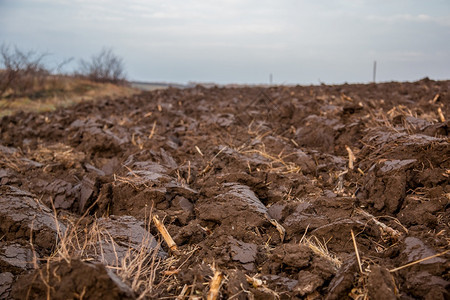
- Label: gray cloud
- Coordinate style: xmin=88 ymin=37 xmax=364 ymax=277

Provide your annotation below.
xmin=0 ymin=0 xmax=449 ymax=84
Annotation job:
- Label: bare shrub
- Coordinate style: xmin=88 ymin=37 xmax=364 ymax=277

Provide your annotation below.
xmin=0 ymin=44 xmax=50 ymax=97
xmin=78 ymin=47 xmax=126 ymax=83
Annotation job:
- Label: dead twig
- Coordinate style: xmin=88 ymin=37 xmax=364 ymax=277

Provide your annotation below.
xmin=207 ymin=269 xmax=223 ymax=300
xmin=245 ymin=275 xmax=280 ymax=299
xmin=335 ymin=170 xmax=348 ymax=195
xmin=431 ymin=93 xmax=440 ymax=103
xmin=355 ymin=208 xmax=403 ymax=239
xmin=195 ymin=145 xmax=204 ymax=156
xmin=148 ymin=121 xmax=157 ymax=139
xmin=187 ymin=161 xmax=191 ymax=184
xmin=437 ymin=107 xmax=445 ymax=122
xmin=345 ymin=145 xmax=356 ymax=170
xmin=152 ymin=215 xmax=179 ymax=255
xmin=389 ymin=250 xmax=449 ymax=273
xmin=176 ymin=284 xmax=188 ymax=300
xmin=246 ymin=274 xmax=264 ymax=288
xmin=351 ymin=230 xmax=363 ymax=274
xmin=199 ymin=147 xmax=226 ymax=176
xmin=299 ymin=224 xmax=310 ymax=244
xmin=268 ymin=218 xmax=286 ymax=242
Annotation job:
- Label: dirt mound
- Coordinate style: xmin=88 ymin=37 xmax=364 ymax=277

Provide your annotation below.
xmin=11 ymin=258 xmax=134 ymax=299
xmin=0 ymin=185 xmax=65 ymax=253
xmin=0 ymin=80 xmax=449 ymax=299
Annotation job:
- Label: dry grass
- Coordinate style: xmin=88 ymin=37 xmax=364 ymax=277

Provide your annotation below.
xmin=36 ymin=205 xmax=170 ymax=299
xmin=299 ymin=226 xmax=342 ymax=270
xmin=0 ymin=147 xmax=25 ymax=171
xmin=389 ymin=250 xmax=449 ymax=273
xmin=234 ymin=138 xmax=302 ymax=175
xmin=114 ymin=236 xmax=162 ymax=299
xmin=366 ymin=104 xmax=443 ymax=135
xmin=0 ymin=143 xmax=87 ymax=176
xmin=351 ymin=230 xmax=363 ymax=274
xmin=0 ymin=75 xmax=138 ymax=117
xmin=241 ymin=146 xmax=302 ymax=174
xmin=113 ymin=167 xmax=153 ymax=190
xmin=31 ymin=143 xmax=86 ymax=168
xmin=230 ymin=122 xmax=303 ymax=175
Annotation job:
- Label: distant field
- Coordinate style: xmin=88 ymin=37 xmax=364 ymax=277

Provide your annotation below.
xmin=130 ymin=81 xmax=186 ymax=91
xmin=0 ymin=76 xmax=138 ymax=117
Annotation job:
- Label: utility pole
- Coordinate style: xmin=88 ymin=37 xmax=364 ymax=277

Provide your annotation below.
xmin=373 ymin=61 xmax=377 ymax=83
xmin=269 ymin=73 xmax=273 ymax=85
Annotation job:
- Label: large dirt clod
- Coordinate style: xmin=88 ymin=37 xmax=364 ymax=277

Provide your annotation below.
xmin=0 ymin=186 xmax=66 ymax=253
xmin=11 ymin=259 xmax=135 ymax=300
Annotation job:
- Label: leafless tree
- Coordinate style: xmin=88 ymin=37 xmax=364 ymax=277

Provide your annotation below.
xmin=78 ymin=48 xmax=126 ymax=83
xmin=0 ymin=44 xmax=50 ymax=97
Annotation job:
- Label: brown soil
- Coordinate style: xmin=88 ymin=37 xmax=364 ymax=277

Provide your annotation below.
xmin=0 ymin=78 xmax=449 ymax=299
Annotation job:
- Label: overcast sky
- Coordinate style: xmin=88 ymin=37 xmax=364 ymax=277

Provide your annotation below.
xmin=1 ymin=0 xmax=449 ymax=84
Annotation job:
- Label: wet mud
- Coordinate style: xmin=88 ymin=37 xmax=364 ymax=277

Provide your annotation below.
xmin=0 ymin=79 xmax=449 ymax=299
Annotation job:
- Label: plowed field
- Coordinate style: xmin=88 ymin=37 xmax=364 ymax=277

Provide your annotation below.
xmin=1 ymin=79 xmax=449 ymax=299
